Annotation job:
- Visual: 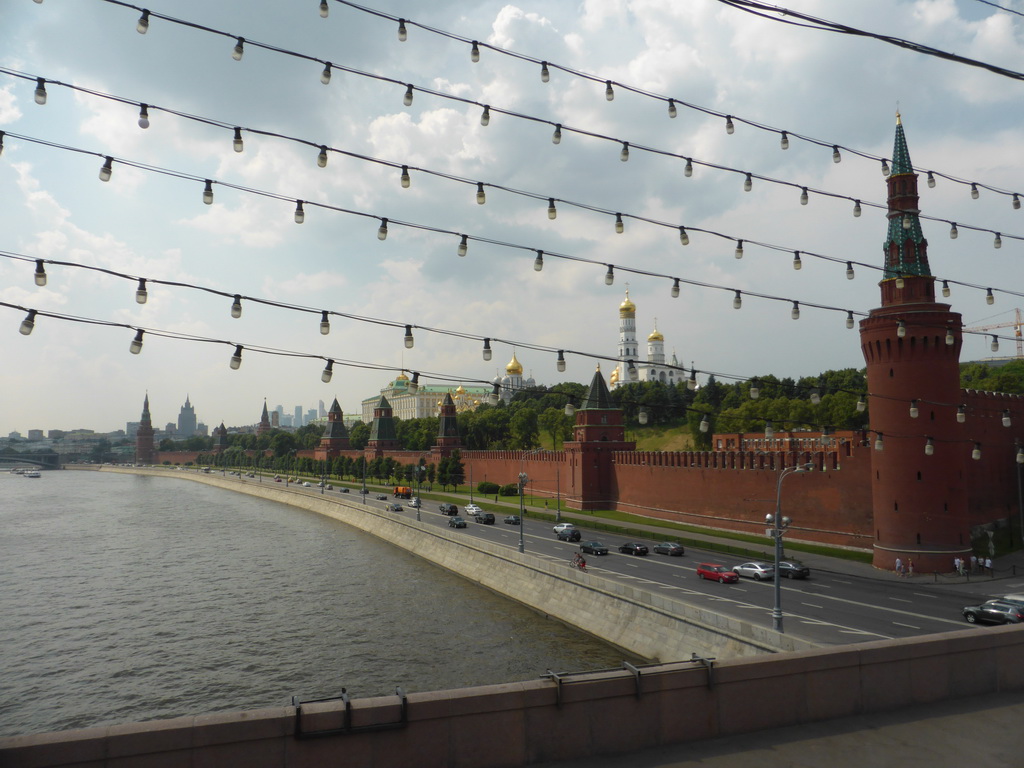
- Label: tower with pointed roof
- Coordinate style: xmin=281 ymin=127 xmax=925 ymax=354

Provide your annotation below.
xmin=135 ymin=394 xmax=155 ymax=464
xmin=563 ymin=366 xmax=635 ymax=510
xmin=212 ymin=422 xmax=228 ymax=453
xmin=611 ymin=290 xmax=678 ymax=387
xmin=860 ymin=115 xmax=969 ymax=572
xmin=177 ymin=395 xmax=197 ymax=438
xmin=367 ymin=395 xmax=400 ymax=454
xmin=315 ymin=398 xmax=350 ymax=460
xmin=434 ymin=392 xmax=462 ymax=454
xmin=256 ymin=399 xmax=272 ymax=436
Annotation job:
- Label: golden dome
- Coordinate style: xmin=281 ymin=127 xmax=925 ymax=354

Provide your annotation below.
xmin=609 ymin=367 xmax=620 ymax=384
xmin=456 ymin=385 xmax=466 ymax=394
xmin=396 ymin=372 xmax=409 ymax=381
xmin=648 ymin=322 xmax=664 ymax=342
xmin=506 ymin=352 xmax=523 ymax=376
xmin=619 ymin=289 xmax=636 ymax=318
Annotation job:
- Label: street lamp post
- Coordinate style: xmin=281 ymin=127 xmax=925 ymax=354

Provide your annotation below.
xmin=518 ymin=471 xmax=528 ymax=553
xmin=361 ymin=458 xmax=367 ymax=504
xmin=415 ymin=464 xmax=424 ymax=522
xmin=469 ymin=464 xmax=474 ymax=504
xmin=765 ymin=462 xmax=812 ymax=633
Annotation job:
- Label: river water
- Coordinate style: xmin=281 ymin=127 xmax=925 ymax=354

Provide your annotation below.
xmin=0 ymin=470 xmax=627 ymax=737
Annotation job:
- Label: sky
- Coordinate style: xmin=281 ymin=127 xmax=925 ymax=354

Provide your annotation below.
xmin=1 ymin=0 xmax=1022 ymax=436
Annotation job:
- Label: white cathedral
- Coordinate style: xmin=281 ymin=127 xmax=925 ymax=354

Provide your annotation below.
xmin=609 ymin=289 xmax=680 ymax=389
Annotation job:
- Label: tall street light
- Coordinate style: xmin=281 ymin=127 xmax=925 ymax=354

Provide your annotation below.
xmin=518 ymin=471 xmax=528 ymax=553
xmin=415 ymin=464 xmax=425 ymax=522
xmin=765 ymin=462 xmax=813 ymax=633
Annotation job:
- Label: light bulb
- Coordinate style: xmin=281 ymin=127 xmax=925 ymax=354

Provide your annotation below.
xmin=317 ymin=146 xmax=328 ymax=167
xmin=232 ymin=37 xmax=244 ymax=61
xmin=403 ymin=84 xmax=413 ymax=106
xmin=620 ymin=142 xmax=629 ymax=162
xmin=881 ymin=158 xmax=889 ymax=176
xmin=895 ymin=277 xmax=905 ymax=289
xmin=1018 ymin=448 xmax=1024 ymax=465
xmin=294 ymin=201 xmax=305 ymax=224
xmin=950 ymin=223 xmax=958 ymax=239
xmin=957 ymin=405 xmax=966 ymax=423
xmin=0 ymin=131 xmax=4 ymax=157
xmin=780 ymin=131 xmax=789 ymax=150
xmin=398 ymin=19 xmax=407 ymax=41
xmin=684 ymin=158 xmax=693 ymax=177
xmin=34 ymin=78 xmax=46 ymax=105
xmin=605 ymin=265 xmax=614 ymax=285
xmin=743 ymin=173 xmax=752 ymax=192
xmin=909 ymin=400 xmax=918 ymax=418
xmin=404 ymin=324 xmax=414 ymax=348
xmin=766 ymin=421 xmax=775 ymax=439
xmin=605 ymin=80 xmax=614 ymax=101
xmin=994 ymin=233 xmax=1002 ymax=249
xmin=547 ymin=198 xmax=557 ymax=220
xmin=229 ymin=345 xmax=243 ymax=369
xmin=971 ymin=183 xmax=979 ymax=200
xmin=471 ymin=41 xmax=480 ymax=62
xmin=377 ymin=218 xmax=388 ymax=240
xmin=846 ymin=311 xmax=854 ymax=330
xmin=231 ymin=295 xmax=242 ymax=319
xmin=1002 ymin=409 xmax=1011 ymax=427
xmin=322 ymin=360 xmax=334 ymax=383
xmin=846 ymin=262 xmax=855 ymax=280
xmin=129 ymin=329 xmax=144 ymax=355
xmin=902 ymin=214 xmax=911 ymax=230
xmin=556 ymin=350 xmax=566 ymax=372
xmin=1014 ymin=194 xmax=1021 ymax=210
xmin=320 ymin=0 xmax=329 ymax=18
xmin=734 ymin=239 xmax=744 ymax=259
xmin=320 ymin=311 xmax=330 ymax=335
xmin=615 ymin=214 xmax=624 ymax=234
xmin=733 ymin=290 xmax=742 ymax=309
xmin=688 ymin=370 xmax=697 ymax=391
xmin=791 ymin=301 xmax=800 ymax=320
xmin=552 ymin=124 xmax=562 ymax=144
xmin=874 ymin=434 xmax=883 ymax=451
xmin=480 ymin=105 xmax=490 ymax=126
xmin=639 ymin=409 xmax=649 ymax=425
xmin=986 ymin=288 xmax=995 ymax=304
xmin=232 ymin=127 xmax=244 ymax=152
xmin=925 ymin=438 xmax=934 ymax=456
xmin=458 ymin=235 xmax=468 ymax=257
xmin=671 ymin=279 xmax=680 ymax=298
xmin=627 ymin=360 xmax=638 ymax=380
xmin=946 ymin=329 xmax=954 ymax=346
xmin=853 ymin=200 xmax=862 ymax=217
xmin=409 ymin=372 xmax=419 ymax=394
xmin=489 ymin=384 xmax=499 ymax=405
xmin=792 ymin=251 xmax=802 ymax=270
xmin=699 ymin=414 xmax=709 ymax=433
xmin=137 ymin=9 xmax=150 ymax=33
xmin=897 ymin=320 xmax=906 ymax=338
xmin=540 ymin=62 xmax=550 ymax=82
xmin=832 ymin=145 xmax=841 ymax=163
xmin=400 ymin=165 xmax=410 ymax=188
xmin=750 ymin=381 xmax=760 ymax=399
xmin=476 ymin=183 xmax=486 ymax=205
xmin=482 ymin=338 xmax=492 ymax=361
xmin=725 ymin=115 xmax=734 ymax=134
xmin=972 ymin=443 xmax=981 ymax=461
xmin=564 ymin=402 xmax=575 ymax=417
xmin=667 ymin=99 xmax=677 ymax=118
xmin=34 ymin=260 xmax=46 ymax=287
xmin=534 ymin=250 xmax=543 ymax=271
xmin=992 ymin=335 xmax=1000 ymax=353
xmin=135 ymin=278 xmax=148 ymax=304
xmin=800 ymin=187 xmax=809 ymax=205
xmin=942 ymin=280 xmax=950 ymax=297
xmin=321 ymin=63 xmax=332 ymax=84
xmin=203 ymin=179 xmax=214 ymax=205
xmin=679 ymin=227 xmax=689 ymax=246
xmin=810 ymin=389 xmax=821 ymax=405
xmin=99 ymin=156 xmax=113 ymax=182
xmin=856 ymin=396 xmax=866 ymax=413
xmin=138 ymin=104 xmax=150 ymax=129
xmin=927 ymin=171 xmax=936 ymax=188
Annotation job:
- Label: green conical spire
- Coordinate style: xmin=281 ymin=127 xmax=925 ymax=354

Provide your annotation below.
xmin=882 ymin=114 xmax=930 ymax=280
xmin=581 ymin=366 xmax=613 ymax=409
xmin=890 ymin=112 xmax=913 ymax=176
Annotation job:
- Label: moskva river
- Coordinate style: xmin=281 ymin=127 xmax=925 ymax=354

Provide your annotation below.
xmin=0 ymin=470 xmax=626 ymax=737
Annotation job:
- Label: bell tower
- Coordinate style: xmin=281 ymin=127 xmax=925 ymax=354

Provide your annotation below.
xmin=859 ymin=115 xmax=969 ymax=571
xmin=136 ymin=394 xmax=155 ymax=464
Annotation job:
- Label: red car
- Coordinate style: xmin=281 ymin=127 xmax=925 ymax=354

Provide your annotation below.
xmin=697 ymin=563 xmax=739 ymax=583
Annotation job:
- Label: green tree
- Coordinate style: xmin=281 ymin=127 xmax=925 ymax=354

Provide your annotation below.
xmin=349 ymin=422 xmax=370 ymax=450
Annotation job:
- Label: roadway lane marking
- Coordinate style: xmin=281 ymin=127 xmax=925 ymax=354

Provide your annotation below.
xmin=913 ymin=593 xmax=939 ymax=599
xmin=888 ymin=597 xmax=913 ymax=603
xmin=801 ymin=603 xmax=824 ymax=609
xmin=839 ymin=629 xmax=885 ymax=636
xmin=833 ymin=579 xmax=852 ymax=585
xmin=893 ymin=622 xmax=921 ymax=629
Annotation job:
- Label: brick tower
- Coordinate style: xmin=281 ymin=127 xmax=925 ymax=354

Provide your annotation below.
xmin=859 ymin=115 xmax=969 ymax=572
xmin=433 ymin=392 xmax=462 ymax=455
xmin=314 ymin=398 xmax=350 ymax=461
xmin=135 ymin=394 xmax=155 ymax=464
xmin=367 ymin=395 xmax=400 ymax=455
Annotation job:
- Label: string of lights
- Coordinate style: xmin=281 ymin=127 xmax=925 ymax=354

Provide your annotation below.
xmin=971 ymin=0 xmax=1024 ymax=18
xmin=73 ymin=0 xmax=1024 ymax=208
xmin=5 ymin=68 xmax=1021 ymax=289
xmin=326 ymin=0 xmax=1024 ymax=205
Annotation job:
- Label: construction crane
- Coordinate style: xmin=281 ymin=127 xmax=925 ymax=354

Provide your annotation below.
xmin=964 ymin=309 xmax=1024 ymax=358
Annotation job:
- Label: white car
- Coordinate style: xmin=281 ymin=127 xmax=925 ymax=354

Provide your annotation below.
xmin=465 ymin=503 xmax=483 ymax=515
xmin=732 ymin=562 xmax=775 ymax=581
xmin=302 ymin=481 xmax=312 ymax=487
xmin=409 ymin=498 xmax=421 ymax=508
xmin=553 ymin=522 xmax=576 ymax=534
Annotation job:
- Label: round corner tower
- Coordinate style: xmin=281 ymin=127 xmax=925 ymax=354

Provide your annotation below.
xmin=859 ymin=115 xmax=970 ymax=572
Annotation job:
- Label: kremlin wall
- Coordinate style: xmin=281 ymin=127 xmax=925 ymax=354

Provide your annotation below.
xmin=137 ymin=119 xmax=1024 ymax=575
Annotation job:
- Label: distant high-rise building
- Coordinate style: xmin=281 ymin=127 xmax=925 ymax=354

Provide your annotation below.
xmin=294 ymin=405 xmax=303 ymax=428
xmin=319 ymin=400 xmax=326 ymax=418
xmin=306 ymin=408 xmax=317 ymax=424
xmin=177 ymin=395 xmax=198 ymax=437
xmin=271 ymin=410 xmax=280 ymax=428
xmin=27 ymin=430 xmax=43 ymax=441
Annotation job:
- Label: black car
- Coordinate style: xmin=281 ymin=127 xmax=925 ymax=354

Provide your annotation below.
xmin=448 ymin=516 xmax=467 ymax=529
xmin=503 ymin=515 xmax=521 ymax=525
xmin=375 ymin=494 xmax=388 ymax=501
xmin=474 ymin=512 xmax=495 ymax=524
xmin=778 ymin=561 xmax=810 ymax=579
xmin=653 ymin=542 xmax=685 ymax=557
xmin=439 ymin=503 xmax=458 ymax=515
xmin=557 ymin=528 xmax=582 ymax=542
xmin=963 ymin=601 xmax=1024 ymax=625
xmin=340 ymin=488 xmax=350 ymax=493
xmin=580 ymin=541 xmax=608 ymax=555
xmin=386 ymin=503 xmax=403 ymax=512
xmin=618 ymin=542 xmax=649 ymax=556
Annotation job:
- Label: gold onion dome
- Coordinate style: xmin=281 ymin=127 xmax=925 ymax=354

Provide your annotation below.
xmin=456 ymin=384 xmax=466 ymax=394
xmin=648 ymin=327 xmax=664 ymax=342
xmin=609 ymin=367 xmax=620 ymax=384
xmin=619 ymin=289 xmax=636 ymax=318
xmin=396 ymin=372 xmax=409 ymax=381
xmin=506 ymin=352 xmax=523 ymax=375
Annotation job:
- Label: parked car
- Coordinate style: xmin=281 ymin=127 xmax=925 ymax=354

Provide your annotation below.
xmin=653 ymin=541 xmax=685 ymax=557
xmin=409 ymin=497 xmax=421 ymax=508
xmin=733 ymin=562 xmax=775 ymax=581
xmin=553 ymin=523 xmax=576 ymax=534
xmin=503 ymin=515 xmax=521 ymax=525
xmin=778 ymin=561 xmax=810 ymax=579
xmin=618 ymin=542 xmax=649 ymax=556
xmin=557 ymin=528 xmax=582 ymax=542
xmin=465 ymin=503 xmax=483 ymax=515
xmin=697 ymin=563 xmax=740 ymax=583
xmin=580 ymin=541 xmax=609 ymax=555
xmin=963 ymin=601 xmax=1024 ymax=625
xmin=439 ymin=503 xmax=458 ymax=515
xmin=448 ymin=516 xmax=467 ymax=529
xmin=385 ymin=503 xmax=403 ymax=512
xmin=375 ymin=493 xmax=388 ymax=501
xmin=474 ymin=512 xmax=495 ymax=524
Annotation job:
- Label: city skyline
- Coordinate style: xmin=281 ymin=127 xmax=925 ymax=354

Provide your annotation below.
xmin=2 ymin=0 xmax=1022 ymax=435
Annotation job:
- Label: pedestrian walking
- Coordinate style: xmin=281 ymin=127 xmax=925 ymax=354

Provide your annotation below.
xmin=954 ymin=556 xmax=961 ymax=575
xmin=895 ymin=557 xmax=903 ymax=577
xmin=971 ymin=555 xmax=978 ymax=573
xmin=907 ymin=559 xmax=914 ymax=577
xmin=985 ymin=557 xmax=993 ymax=575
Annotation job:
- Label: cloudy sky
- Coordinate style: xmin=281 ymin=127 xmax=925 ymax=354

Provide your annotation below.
xmin=1 ymin=0 xmax=1022 ymax=436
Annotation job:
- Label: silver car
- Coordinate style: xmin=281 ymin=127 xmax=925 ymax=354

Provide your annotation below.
xmin=733 ymin=562 xmax=775 ymax=581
